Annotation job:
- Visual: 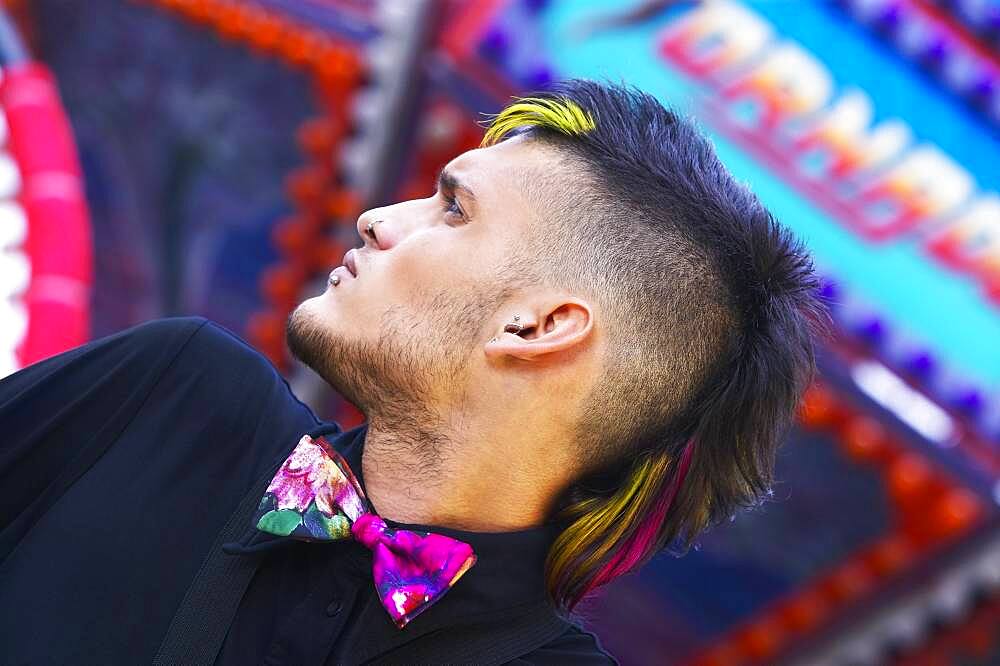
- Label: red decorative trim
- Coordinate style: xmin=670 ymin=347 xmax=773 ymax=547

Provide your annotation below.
xmin=137 ymin=0 xmax=366 ymax=372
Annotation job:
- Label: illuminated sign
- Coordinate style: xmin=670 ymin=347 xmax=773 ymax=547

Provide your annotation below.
xmin=659 ymin=1 xmax=1000 ymax=306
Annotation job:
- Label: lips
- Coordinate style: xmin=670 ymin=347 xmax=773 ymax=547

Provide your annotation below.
xmin=343 ymin=249 xmax=358 ymax=277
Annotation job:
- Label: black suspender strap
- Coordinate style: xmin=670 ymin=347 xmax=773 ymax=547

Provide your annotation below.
xmin=366 ymin=602 xmax=572 ymax=666
xmin=151 ymin=468 xmax=272 ymax=666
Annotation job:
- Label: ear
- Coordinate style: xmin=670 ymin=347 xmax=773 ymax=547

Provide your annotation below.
xmin=484 ymin=297 xmax=594 ymax=362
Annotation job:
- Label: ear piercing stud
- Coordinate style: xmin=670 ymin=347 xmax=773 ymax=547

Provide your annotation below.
xmin=489 ymin=315 xmax=523 ymax=345
xmin=502 ymin=314 xmax=522 ymax=335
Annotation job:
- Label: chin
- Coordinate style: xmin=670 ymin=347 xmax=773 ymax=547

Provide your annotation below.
xmin=286 ymin=302 xmax=372 ymax=407
xmin=286 ymin=300 xmax=325 ymax=352
xmin=298 ymin=291 xmax=340 ymax=322
xmin=287 ymin=297 xmax=319 ymax=329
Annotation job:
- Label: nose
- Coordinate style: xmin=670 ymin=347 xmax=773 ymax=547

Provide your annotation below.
xmin=356 ymin=210 xmax=385 ymax=249
xmin=355 ymin=196 xmax=432 ymax=250
xmin=356 ymin=204 xmax=404 ymax=250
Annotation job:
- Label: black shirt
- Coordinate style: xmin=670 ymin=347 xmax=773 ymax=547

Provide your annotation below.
xmin=0 ymin=316 xmax=615 ymax=664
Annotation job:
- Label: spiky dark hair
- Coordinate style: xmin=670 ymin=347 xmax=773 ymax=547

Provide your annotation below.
xmin=481 ymin=78 xmax=831 ymax=612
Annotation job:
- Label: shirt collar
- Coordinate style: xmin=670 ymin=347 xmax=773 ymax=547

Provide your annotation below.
xmin=222 ymin=421 xmax=564 ymax=610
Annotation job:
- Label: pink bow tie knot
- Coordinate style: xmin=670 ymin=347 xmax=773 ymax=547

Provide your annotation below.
xmin=350 ymin=512 xmax=388 ymax=548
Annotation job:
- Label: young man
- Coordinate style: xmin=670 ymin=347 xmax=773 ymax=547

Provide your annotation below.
xmin=0 ymin=80 xmax=827 ymax=664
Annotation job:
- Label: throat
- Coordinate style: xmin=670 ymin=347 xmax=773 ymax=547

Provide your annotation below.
xmin=360 ymin=441 xmax=550 ymax=532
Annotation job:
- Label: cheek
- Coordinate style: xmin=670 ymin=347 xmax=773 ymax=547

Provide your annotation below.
xmin=387 ymin=236 xmax=474 ymax=291
xmin=398 ymin=241 xmax=451 ymax=280
xmin=374 ymin=227 xmax=507 ymax=312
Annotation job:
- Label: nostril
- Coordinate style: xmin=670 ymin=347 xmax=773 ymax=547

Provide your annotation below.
xmin=364 ymin=219 xmax=384 ymax=247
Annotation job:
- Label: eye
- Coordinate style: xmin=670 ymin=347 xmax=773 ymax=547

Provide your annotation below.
xmin=441 ymin=192 xmax=465 ymax=222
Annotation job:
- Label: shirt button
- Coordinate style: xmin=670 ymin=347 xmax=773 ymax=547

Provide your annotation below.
xmin=326 ymin=599 xmax=343 ymax=617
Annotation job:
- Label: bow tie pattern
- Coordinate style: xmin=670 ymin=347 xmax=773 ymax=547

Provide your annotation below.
xmin=253 ymin=434 xmax=477 ymax=628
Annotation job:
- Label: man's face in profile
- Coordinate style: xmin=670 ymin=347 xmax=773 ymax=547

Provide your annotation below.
xmin=286 ymin=134 xmax=551 ymax=421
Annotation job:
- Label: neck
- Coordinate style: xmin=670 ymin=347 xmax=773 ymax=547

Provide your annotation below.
xmin=360 ymin=415 xmax=567 ymax=532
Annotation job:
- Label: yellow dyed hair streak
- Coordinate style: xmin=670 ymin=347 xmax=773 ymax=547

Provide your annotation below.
xmin=480 ymin=96 xmax=596 ymax=146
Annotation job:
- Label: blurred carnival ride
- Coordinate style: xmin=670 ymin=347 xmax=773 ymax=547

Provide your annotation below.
xmin=0 ymin=9 xmax=90 ymax=374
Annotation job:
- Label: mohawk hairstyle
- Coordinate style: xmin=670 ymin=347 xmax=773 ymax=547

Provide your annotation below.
xmin=480 ymin=79 xmax=831 ymax=613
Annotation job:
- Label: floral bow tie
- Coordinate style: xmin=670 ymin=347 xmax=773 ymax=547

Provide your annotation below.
xmin=253 ymin=433 xmax=477 ymax=628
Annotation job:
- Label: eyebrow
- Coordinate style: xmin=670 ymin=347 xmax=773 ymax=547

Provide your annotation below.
xmin=436 ymin=167 xmax=477 ymax=202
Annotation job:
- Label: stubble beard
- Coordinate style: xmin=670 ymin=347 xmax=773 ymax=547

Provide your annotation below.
xmin=284 ymin=284 xmax=501 ymax=430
